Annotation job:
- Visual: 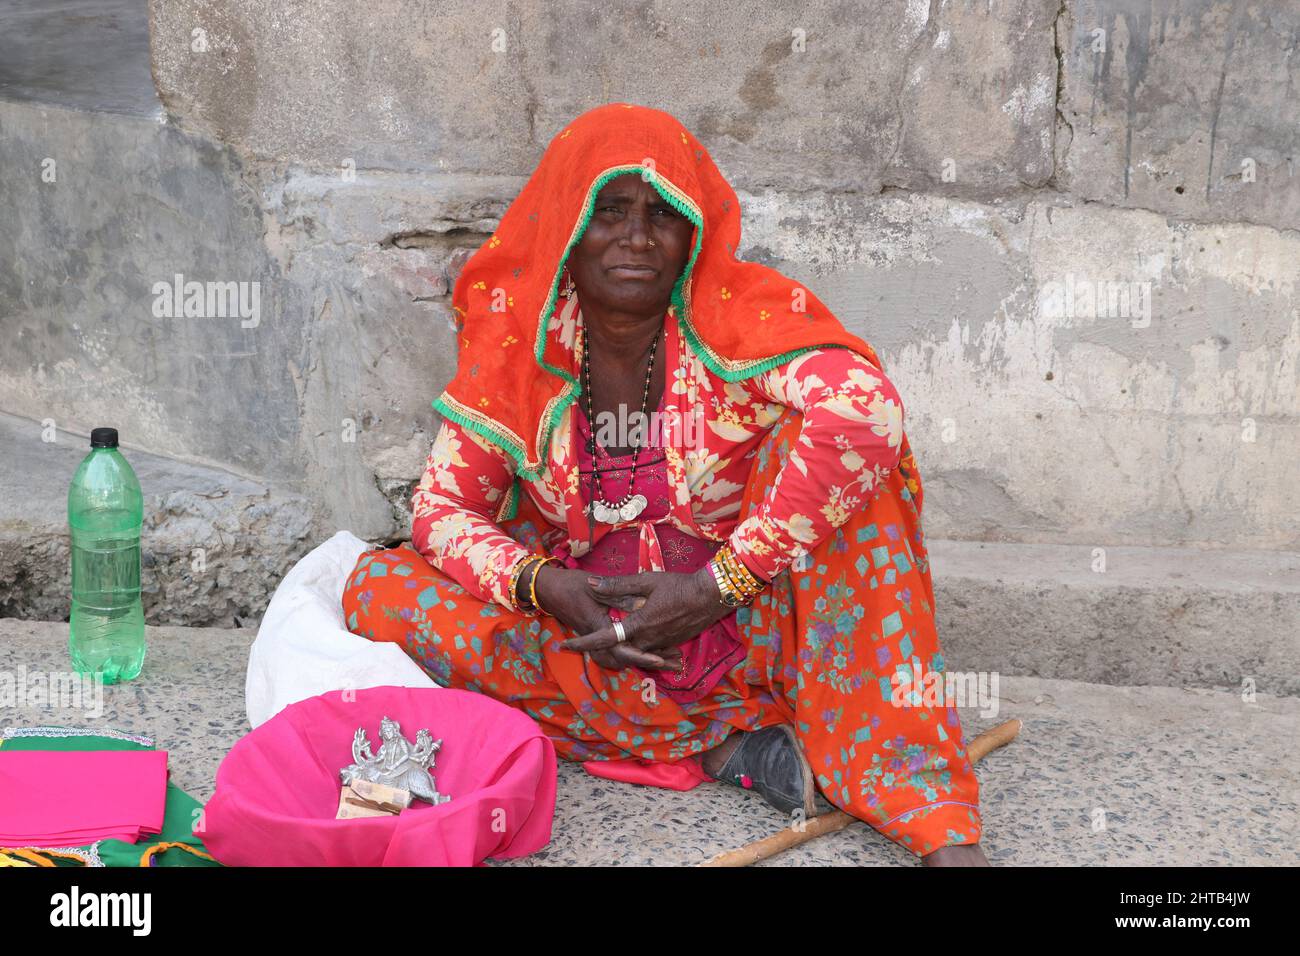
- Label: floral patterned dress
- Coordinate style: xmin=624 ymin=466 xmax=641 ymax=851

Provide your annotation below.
xmin=342 ymin=298 xmax=982 ymax=858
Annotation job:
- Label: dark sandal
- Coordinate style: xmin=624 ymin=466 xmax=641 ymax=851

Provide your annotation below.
xmin=712 ymin=724 xmax=816 ymax=819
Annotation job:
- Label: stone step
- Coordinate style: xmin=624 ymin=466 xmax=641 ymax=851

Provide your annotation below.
xmin=1 ymin=618 xmax=1294 ymax=866
xmin=929 ymin=539 xmax=1300 ymax=698
xmin=4 ymin=409 xmax=1295 ymax=694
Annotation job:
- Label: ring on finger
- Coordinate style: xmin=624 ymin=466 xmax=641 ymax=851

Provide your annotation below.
xmin=612 ymin=619 xmax=628 ymax=643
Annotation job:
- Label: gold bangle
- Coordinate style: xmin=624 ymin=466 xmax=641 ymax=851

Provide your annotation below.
xmin=523 ymin=555 xmax=549 ymax=613
xmin=717 ymin=547 xmax=743 ymax=585
xmin=510 ymin=554 xmax=544 ymax=616
xmin=735 ymin=552 xmax=766 ymax=593
xmin=708 ymin=544 xmax=763 ymax=608
xmin=708 ymin=558 xmax=731 ymax=598
xmin=707 ymin=557 xmax=746 ymax=607
xmin=714 ymin=551 xmax=742 ymax=598
xmin=715 ymin=554 xmax=744 ymax=598
xmin=528 ymin=556 xmax=557 ymax=616
xmin=729 ymin=546 xmax=766 ymax=588
xmin=725 ymin=562 xmax=762 ymax=601
xmin=723 ymin=567 xmax=760 ymax=602
xmin=717 ymin=545 xmax=763 ymax=597
xmin=508 ymin=555 xmax=530 ymax=604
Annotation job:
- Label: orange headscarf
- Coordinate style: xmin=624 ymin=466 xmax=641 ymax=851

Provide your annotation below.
xmin=435 ymin=102 xmax=885 ymax=480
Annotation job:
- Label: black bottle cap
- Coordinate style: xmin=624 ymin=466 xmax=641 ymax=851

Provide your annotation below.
xmin=90 ymin=427 xmax=119 ymax=449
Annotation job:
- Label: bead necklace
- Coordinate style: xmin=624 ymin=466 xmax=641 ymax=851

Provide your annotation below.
xmin=580 ymin=322 xmax=661 ymax=524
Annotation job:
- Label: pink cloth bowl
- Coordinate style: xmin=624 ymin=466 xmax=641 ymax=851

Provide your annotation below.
xmin=203 ymin=686 xmax=557 ymax=866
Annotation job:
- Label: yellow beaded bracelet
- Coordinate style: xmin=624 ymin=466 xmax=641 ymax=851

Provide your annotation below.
xmin=715 ymin=549 xmax=745 ymax=592
xmin=707 ymin=557 xmax=746 ymax=607
xmin=709 ymin=544 xmax=766 ymax=607
xmin=717 ymin=545 xmax=764 ymax=597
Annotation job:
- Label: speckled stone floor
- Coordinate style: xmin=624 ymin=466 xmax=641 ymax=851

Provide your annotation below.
xmin=2 ymin=618 xmax=1296 ymax=865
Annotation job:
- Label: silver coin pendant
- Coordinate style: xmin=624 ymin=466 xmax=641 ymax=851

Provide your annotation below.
xmin=619 ymin=494 xmax=647 ymax=522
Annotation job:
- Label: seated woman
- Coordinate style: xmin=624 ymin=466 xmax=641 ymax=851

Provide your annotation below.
xmin=343 ymin=103 xmax=987 ymax=865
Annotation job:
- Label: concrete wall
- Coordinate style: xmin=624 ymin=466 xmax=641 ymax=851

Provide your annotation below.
xmin=2 ymin=0 xmax=1297 ymax=555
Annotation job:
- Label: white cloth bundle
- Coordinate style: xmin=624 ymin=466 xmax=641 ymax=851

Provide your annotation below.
xmin=244 ymin=531 xmax=436 ymax=728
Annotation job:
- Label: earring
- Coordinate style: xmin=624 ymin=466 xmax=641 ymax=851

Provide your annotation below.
xmin=560 ymin=269 xmax=575 ymax=299
xmin=647 ymin=239 xmax=656 ymax=247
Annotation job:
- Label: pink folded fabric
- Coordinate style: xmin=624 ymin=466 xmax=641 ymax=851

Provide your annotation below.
xmin=582 ymin=756 xmax=711 ymax=791
xmin=202 ymin=686 xmax=557 ymax=866
xmin=0 ymin=750 xmax=168 ymax=847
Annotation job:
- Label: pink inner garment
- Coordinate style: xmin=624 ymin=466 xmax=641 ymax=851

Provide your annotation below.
xmin=570 ymin=375 xmax=739 ymax=790
xmin=570 ymin=386 xmax=745 ymax=703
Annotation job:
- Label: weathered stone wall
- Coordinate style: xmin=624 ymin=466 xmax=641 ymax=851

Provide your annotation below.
xmin=3 ymin=0 xmax=1298 ymax=562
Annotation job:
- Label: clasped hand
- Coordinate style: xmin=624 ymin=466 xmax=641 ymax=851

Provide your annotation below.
xmin=536 ymin=565 xmax=730 ymax=672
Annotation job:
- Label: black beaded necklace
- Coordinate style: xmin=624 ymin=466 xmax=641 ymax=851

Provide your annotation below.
xmin=580 ymin=322 xmax=661 ymax=524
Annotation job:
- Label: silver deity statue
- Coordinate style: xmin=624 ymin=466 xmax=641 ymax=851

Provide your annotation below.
xmin=340 ymin=716 xmax=450 ymax=805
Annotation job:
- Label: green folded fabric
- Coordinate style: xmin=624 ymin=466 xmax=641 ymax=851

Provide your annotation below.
xmin=0 ymin=726 xmax=222 ymax=867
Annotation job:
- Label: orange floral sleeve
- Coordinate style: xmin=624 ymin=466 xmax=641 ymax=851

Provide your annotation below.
xmin=410 ymin=420 xmax=534 ymax=612
xmin=726 ymin=348 xmax=906 ymax=583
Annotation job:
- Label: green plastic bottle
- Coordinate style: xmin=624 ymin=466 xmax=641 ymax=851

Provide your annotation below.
xmin=68 ymin=427 xmax=145 ymax=683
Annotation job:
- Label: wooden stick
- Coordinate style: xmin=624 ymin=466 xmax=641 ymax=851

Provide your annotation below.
xmin=699 ymin=718 xmax=1022 ymax=867
xmin=965 ymin=716 xmax=1023 ymax=763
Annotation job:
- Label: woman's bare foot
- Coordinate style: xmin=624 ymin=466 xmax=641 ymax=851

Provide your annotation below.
xmin=922 ymin=844 xmax=990 ymax=866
